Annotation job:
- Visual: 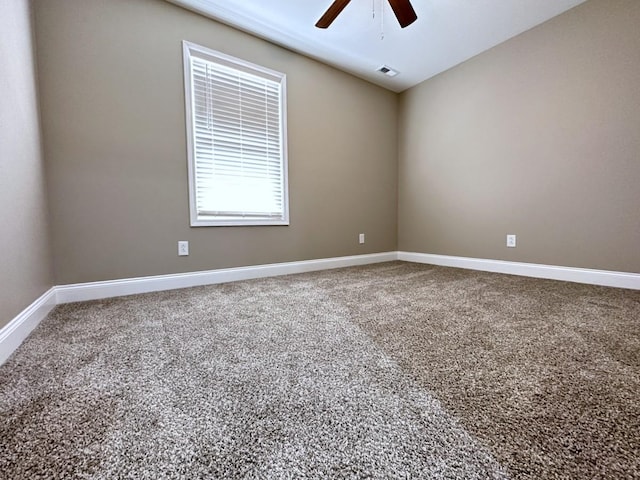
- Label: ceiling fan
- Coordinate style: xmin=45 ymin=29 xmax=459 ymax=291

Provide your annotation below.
xmin=316 ymin=0 xmax=418 ymax=29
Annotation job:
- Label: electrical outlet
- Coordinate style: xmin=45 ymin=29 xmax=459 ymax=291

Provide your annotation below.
xmin=178 ymin=241 xmax=189 ymax=256
xmin=506 ymin=234 xmax=516 ymax=248
xmin=359 ymin=233 xmax=365 ymax=244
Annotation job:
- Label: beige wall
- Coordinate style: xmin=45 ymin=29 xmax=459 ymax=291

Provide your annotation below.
xmin=398 ymin=0 xmax=640 ymax=273
xmin=0 ymin=0 xmax=53 ymax=329
xmin=33 ymin=0 xmax=398 ymax=284
xmin=23 ymin=0 xmax=639 ymax=294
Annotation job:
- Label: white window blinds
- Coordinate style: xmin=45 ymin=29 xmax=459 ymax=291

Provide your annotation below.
xmin=183 ymin=42 xmax=289 ymax=226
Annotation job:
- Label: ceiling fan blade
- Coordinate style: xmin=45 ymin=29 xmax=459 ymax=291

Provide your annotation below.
xmin=315 ymin=0 xmax=351 ymax=29
xmin=387 ymin=0 xmax=417 ymax=28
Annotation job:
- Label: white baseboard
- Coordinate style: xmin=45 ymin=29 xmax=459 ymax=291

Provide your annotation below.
xmin=1 ymin=253 xmax=395 ymax=365
xmin=55 ymin=252 xmax=398 ymax=304
xmin=0 ymin=288 xmax=57 ymax=366
xmin=3 ymin=251 xmax=637 ymax=366
xmin=397 ymin=252 xmax=640 ymax=290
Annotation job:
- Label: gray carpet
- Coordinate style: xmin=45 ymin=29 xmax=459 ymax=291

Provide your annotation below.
xmin=1 ymin=262 xmax=639 ymax=479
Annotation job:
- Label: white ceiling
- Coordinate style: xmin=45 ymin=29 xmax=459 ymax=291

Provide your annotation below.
xmin=167 ymin=0 xmax=588 ymax=92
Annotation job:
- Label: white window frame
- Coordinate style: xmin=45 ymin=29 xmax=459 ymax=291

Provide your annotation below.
xmin=182 ymin=41 xmax=289 ymax=226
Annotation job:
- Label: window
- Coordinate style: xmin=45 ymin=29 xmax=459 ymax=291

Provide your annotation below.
xmin=182 ymin=41 xmax=289 ymax=226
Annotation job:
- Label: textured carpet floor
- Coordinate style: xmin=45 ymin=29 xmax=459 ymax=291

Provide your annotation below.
xmin=1 ymin=262 xmax=639 ymax=479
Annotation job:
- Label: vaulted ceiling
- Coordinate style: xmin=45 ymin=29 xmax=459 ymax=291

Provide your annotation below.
xmin=167 ymin=0 xmax=588 ymax=92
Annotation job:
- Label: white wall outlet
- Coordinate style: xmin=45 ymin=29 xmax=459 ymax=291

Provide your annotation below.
xmin=506 ymin=234 xmax=517 ymax=248
xmin=359 ymin=233 xmax=365 ymax=244
xmin=178 ymin=241 xmax=189 ymax=256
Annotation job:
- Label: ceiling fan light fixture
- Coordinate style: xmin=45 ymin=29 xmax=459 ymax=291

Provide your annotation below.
xmin=316 ymin=0 xmax=417 ymax=29
xmin=377 ymin=65 xmax=399 ymax=77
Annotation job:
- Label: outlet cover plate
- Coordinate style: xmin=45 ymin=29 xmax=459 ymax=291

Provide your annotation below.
xmin=506 ymin=234 xmax=516 ymax=248
xmin=178 ymin=241 xmax=189 ymax=256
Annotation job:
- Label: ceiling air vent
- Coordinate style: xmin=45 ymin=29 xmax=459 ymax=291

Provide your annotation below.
xmin=377 ymin=65 xmax=399 ymax=77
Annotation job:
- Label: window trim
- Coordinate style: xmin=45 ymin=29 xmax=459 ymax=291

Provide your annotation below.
xmin=182 ymin=40 xmax=289 ymax=227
